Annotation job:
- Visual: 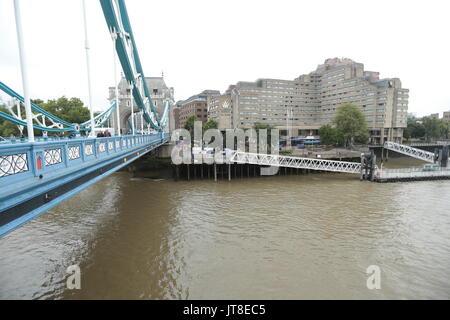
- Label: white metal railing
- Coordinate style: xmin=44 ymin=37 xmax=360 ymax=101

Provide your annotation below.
xmin=230 ymin=151 xmax=362 ymax=174
xmin=375 ymin=166 xmax=450 ymax=180
xmin=384 ymin=141 xmax=435 ymax=163
xmin=404 ymin=141 xmax=450 ymax=147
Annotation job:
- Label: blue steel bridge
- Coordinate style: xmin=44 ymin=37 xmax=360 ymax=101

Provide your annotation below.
xmin=2 ymin=0 xmax=450 ymax=238
xmin=0 ymin=0 xmax=171 ymax=237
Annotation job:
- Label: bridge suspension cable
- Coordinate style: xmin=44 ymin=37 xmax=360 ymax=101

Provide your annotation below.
xmin=99 ymin=0 xmax=169 ymax=132
xmin=3 ymin=0 xmax=170 ymax=136
xmin=0 ymin=81 xmax=119 ymax=133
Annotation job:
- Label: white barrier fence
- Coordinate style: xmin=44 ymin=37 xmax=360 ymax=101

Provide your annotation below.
xmin=375 ymin=166 xmax=450 ymax=180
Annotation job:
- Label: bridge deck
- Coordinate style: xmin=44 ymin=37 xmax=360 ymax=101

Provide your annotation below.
xmin=0 ymin=133 xmax=169 ymax=237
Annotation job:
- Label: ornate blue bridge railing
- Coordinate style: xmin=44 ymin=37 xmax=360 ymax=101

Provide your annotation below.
xmin=0 ymin=133 xmax=170 ymax=237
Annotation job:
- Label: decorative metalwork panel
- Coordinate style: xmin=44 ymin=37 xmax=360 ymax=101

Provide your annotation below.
xmin=122 ymin=140 xmax=126 ymax=147
xmin=99 ymin=143 xmax=106 ymax=153
xmin=116 ymin=140 xmax=120 ymax=149
xmin=85 ymin=144 xmax=94 ymax=156
xmin=108 ymin=141 xmax=113 ymax=150
xmin=0 ymin=153 xmax=29 ymax=177
xmin=68 ymin=146 xmax=81 ymax=160
xmin=44 ymin=148 xmax=62 ymax=166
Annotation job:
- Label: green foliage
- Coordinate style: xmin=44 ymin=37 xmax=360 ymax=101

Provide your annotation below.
xmin=422 ymin=117 xmax=449 ymax=140
xmin=319 ymin=124 xmax=343 ymax=145
xmin=334 ymin=103 xmax=369 ymax=146
xmin=0 ymin=96 xmax=91 ymax=137
xmin=38 ymin=96 xmax=90 ymax=124
xmin=254 ymin=122 xmax=273 ymax=131
xmin=404 ymin=117 xmax=425 ymax=140
xmin=183 ymin=115 xmax=198 ymax=133
xmin=0 ymin=105 xmax=21 ymax=137
xmin=203 ymin=119 xmax=218 ymax=131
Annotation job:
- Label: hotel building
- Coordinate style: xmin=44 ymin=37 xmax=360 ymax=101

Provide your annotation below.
xmin=212 ymin=58 xmax=408 ymax=144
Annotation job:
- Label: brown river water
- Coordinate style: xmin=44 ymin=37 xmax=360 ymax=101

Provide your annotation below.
xmin=0 ymin=158 xmax=449 ymax=299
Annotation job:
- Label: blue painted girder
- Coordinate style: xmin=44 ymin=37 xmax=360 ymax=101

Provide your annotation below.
xmin=0 ymin=133 xmax=170 ymax=237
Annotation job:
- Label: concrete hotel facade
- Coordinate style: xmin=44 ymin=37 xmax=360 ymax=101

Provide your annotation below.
xmin=215 ymin=58 xmax=409 ymax=144
xmin=207 ymin=94 xmax=233 ymax=130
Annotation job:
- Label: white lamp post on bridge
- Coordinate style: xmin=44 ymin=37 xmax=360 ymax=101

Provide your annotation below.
xmin=13 ymin=0 xmax=34 ymax=142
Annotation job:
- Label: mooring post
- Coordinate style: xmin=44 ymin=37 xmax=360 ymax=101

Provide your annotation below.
xmin=187 ymin=164 xmax=190 ymax=181
xmin=214 ymin=163 xmax=217 ymax=182
xmin=370 ymin=154 xmax=377 ymax=181
xmin=360 ymin=154 xmax=365 ymax=181
xmin=441 ymin=145 xmax=449 ymax=167
xmin=228 ymin=163 xmax=231 ymax=181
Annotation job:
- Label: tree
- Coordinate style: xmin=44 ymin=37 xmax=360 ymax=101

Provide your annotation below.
xmin=404 ymin=118 xmax=425 ymax=140
xmin=423 ymin=117 xmax=449 ymax=141
xmin=183 ymin=115 xmax=198 ymax=133
xmin=319 ymin=125 xmax=343 ymax=145
xmin=0 ymin=96 xmax=90 ymax=137
xmin=0 ymin=105 xmax=20 ymax=137
xmin=38 ymin=96 xmax=90 ymax=124
xmin=334 ymin=103 xmax=369 ymax=146
xmin=182 ymin=115 xmax=199 ymax=144
xmin=0 ymin=105 xmax=21 ymax=137
xmin=203 ymin=119 xmax=218 ymax=131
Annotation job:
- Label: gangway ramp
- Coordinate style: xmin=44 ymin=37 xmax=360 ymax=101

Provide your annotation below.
xmin=230 ymin=151 xmax=362 ymax=174
xmin=383 ymin=141 xmax=435 ymax=163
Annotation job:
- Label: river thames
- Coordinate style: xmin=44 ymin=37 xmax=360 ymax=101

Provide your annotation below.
xmin=1 ymin=158 xmax=449 ymax=299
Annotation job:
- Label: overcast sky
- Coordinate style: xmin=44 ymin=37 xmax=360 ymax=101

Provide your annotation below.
xmin=1 ymin=0 xmax=449 ymax=116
